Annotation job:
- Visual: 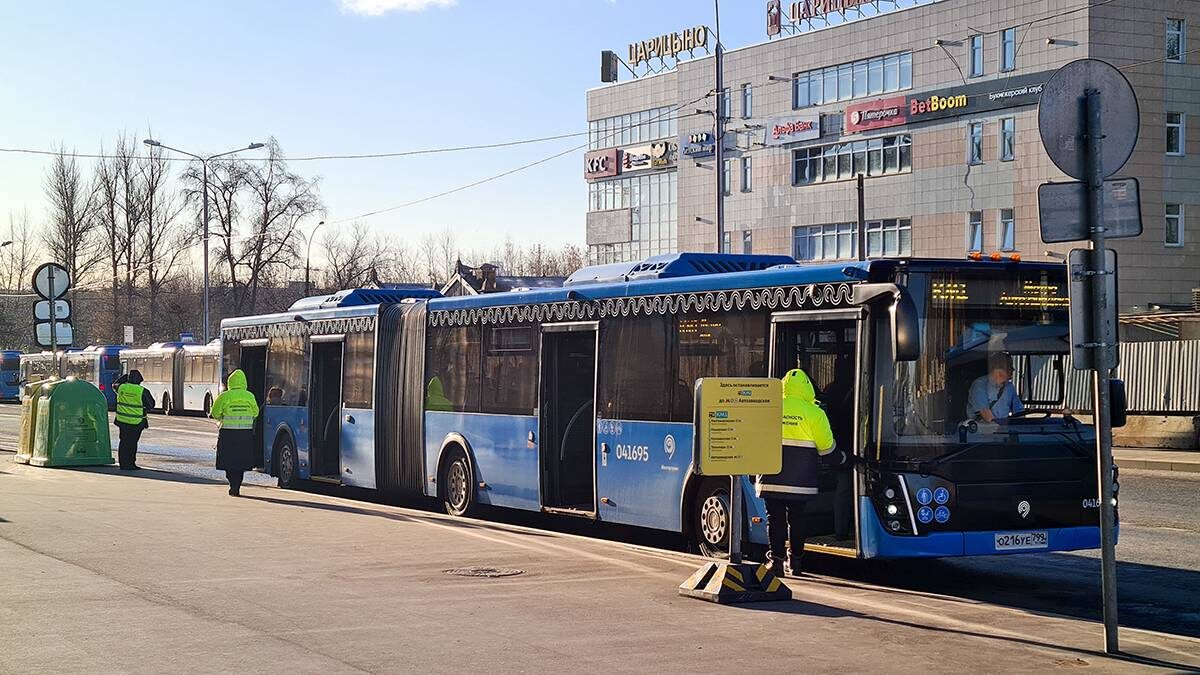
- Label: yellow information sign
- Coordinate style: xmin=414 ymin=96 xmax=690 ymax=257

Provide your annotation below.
xmin=695 ymin=377 xmax=783 ymax=476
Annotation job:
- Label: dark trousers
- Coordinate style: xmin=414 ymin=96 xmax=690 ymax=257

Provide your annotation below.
xmin=765 ymin=498 xmax=806 ymax=562
xmin=117 ymin=424 xmax=143 ymax=469
xmin=225 ymin=470 xmax=244 ymax=494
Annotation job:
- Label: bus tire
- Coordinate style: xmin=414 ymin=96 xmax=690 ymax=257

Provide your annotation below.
xmin=277 ymin=439 xmax=299 ymax=489
xmin=691 ymin=477 xmax=731 ymax=559
xmin=441 ymin=449 xmax=476 ymax=517
xmin=161 ymin=393 xmax=171 ymax=415
xmin=203 ymin=394 xmax=213 ymax=417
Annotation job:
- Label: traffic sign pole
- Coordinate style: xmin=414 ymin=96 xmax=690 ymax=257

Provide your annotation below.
xmin=1085 ymin=89 xmax=1119 ymax=655
xmin=48 ymin=266 xmax=59 ymax=373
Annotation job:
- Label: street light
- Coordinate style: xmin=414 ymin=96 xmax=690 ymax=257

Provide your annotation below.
xmin=304 ymin=220 xmax=326 ymax=297
xmin=144 ymin=139 xmax=265 ymax=342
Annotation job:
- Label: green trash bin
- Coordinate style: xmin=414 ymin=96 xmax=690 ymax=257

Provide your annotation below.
xmin=29 ymin=378 xmax=115 ymax=467
xmin=13 ymin=378 xmax=57 ymax=465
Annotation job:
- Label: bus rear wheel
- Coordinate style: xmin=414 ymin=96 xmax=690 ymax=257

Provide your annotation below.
xmin=277 ymin=440 xmax=299 ymax=489
xmin=441 ymin=450 xmax=476 ymax=517
xmin=203 ymin=394 xmax=213 ymax=417
xmin=692 ymin=477 xmax=731 ymax=559
xmin=161 ymin=393 xmax=171 ymax=415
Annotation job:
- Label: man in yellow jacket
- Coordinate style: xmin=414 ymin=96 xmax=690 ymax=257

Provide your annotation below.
xmin=757 ymin=368 xmax=836 ymax=577
xmin=210 ymin=369 xmax=260 ymax=497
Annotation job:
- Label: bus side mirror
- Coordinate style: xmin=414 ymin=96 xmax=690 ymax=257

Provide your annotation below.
xmin=892 ymin=290 xmax=920 ymax=362
xmin=1110 ymin=378 xmax=1127 ymax=428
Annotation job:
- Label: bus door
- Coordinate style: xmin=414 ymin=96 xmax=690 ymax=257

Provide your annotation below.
xmin=309 ymin=336 xmax=344 ymax=481
xmin=769 ymin=308 xmax=863 ymax=557
xmin=238 ymin=341 xmax=268 ymax=469
xmin=538 ymin=322 xmax=598 ymax=515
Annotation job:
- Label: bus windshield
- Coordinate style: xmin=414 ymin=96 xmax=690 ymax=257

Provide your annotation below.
xmin=881 ymin=267 xmax=1073 ymax=462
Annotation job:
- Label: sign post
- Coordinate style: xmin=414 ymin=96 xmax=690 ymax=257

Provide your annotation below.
xmin=679 ymin=377 xmax=790 ymax=604
xmin=31 ymin=263 xmax=73 ymax=371
xmin=1038 ymin=58 xmax=1139 ymax=655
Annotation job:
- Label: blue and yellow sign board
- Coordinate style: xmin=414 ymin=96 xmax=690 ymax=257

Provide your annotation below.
xmin=694 ymin=378 xmax=782 ymax=476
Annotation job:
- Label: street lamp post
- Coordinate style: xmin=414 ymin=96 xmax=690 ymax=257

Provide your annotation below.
xmin=304 ymin=220 xmax=326 ymax=297
xmin=143 ymin=139 xmax=264 ymax=343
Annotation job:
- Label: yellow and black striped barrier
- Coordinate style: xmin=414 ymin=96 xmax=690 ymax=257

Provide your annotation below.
xmin=678 ymin=560 xmax=791 ymax=604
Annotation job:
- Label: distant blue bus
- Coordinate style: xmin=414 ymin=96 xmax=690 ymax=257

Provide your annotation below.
xmin=61 ymin=346 xmax=125 ymax=408
xmin=221 ymin=256 xmax=1113 ymax=560
xmin=0 ymin=350 xmax=21 ymax=401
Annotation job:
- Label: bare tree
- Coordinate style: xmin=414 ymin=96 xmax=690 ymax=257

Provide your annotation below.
xmin=139 ymin=140 xmax=187 ymax=326
xmin=42 ymin=147 xmax=101 ymax=301
xmin=93 ymin=134 xmax=142 ymax=342
xmin=0 ymin=211 xmax=38 ymax=348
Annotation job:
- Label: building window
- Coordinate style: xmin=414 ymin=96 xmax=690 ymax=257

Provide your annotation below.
xmin=1001 ymin=27 xmax=1016 ymax=72
xmin=741 ymin=83 xmax=752 ymax=118
xmin=866 ymin=218 xmax=912 ymax=258
xmin=999 ymin=209 xmax=1016 ymax=251
xmin=723 ymin=159 xmax=732 ymax=195
xmin=1166 ymin=112 xmax=1185 ymax=155
xmin=1167 ymin=18 xmax=1185 ymax=63
xmin=793 ymin=51 xmax=912 ymax=109
xmin=741 ymin=157 xmax=752 ymax=192
xmin=1000 ymin=117 xmax=1016 ymax=161
xmin=967 ymin=211 xmax=983 ymax=252
xmin=793 ymin=134 xmax=911 ymax=185
xmin=588 ymin=106 xmax=677 ymax=151
xmin=719 ymin=88 xmax=731 ymax=119
xmin=968 ymin=122 xmax=984 ymax=164
xmin=793 ymin=222 xmax=858 ymax=262
xmin=1165 ymin=203 xmax=1184 ymax=247
xmin=721 ymin=231 xmax=732 ymax=254
xmin=969 ymin=35 xmax=984 ymax=77
xmin=586 ymin=171 xmax=677 ymax=264
xmin=742 ymin=230 xmax=753 ymax=254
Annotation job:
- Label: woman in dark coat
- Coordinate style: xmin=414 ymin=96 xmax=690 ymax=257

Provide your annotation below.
xmin=210 ymin=369 xmax=260 ymax=496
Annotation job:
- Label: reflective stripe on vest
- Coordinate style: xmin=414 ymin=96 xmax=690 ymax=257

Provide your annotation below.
xmin=221 ymin=414 xmax=255 ymax=430
xmin=115 ymin=383 xmax=146 ymax=425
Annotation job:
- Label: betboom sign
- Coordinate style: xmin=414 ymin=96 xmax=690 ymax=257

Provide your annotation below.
xmin=843 ymin=71 xmax=1051 ymax=134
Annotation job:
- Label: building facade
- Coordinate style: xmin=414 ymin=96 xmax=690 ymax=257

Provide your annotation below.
xmin=585 ymin=0 xmax=1200 ymax=310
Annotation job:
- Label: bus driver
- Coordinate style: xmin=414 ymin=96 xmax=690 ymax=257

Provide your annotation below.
xmin=967 ymin=352 xmax=1024 ymax=423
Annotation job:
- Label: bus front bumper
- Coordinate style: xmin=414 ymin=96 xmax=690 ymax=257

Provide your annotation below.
xmin=859 ymin=497 xmax=1111 ymax=559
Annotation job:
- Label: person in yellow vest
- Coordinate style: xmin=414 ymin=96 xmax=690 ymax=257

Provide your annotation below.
xmin=210 ymin=369 xmax=261 ymax=497
xmin=425 ymin=375 xmax=453 ymax=412
xmin=114 ymin=369 xmax=156 ymax=471
xmin=756 ymin=368 xmax=836 ymax=577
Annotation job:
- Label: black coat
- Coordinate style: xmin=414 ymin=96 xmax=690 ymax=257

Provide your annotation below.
xmin=215 ymin=428 xmax=256 ymax=472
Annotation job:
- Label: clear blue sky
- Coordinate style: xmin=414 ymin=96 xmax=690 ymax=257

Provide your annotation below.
xmin=0 ymin=0 xmax=776 ymax=255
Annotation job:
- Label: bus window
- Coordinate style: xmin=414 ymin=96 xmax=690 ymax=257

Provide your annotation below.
xmin=103 ymin=355 xmax=121 ymax=371
xmin=481 ymin=326 xmax=536 ymax=415
xmin=425 ymin=325 xmax=481 ymax=412
xmin=343 ymin=332 xmax=375 ymax=409
xmin=267 ymin=335 xmax=307 ymax=406
xmin=1 ymin=355 xmax=17 ymax=372
xmin=222 ymin=341 xmax=241 ymax=381
xmin=598 ymin=316 xmax=673 ymax=422
xmin=673 ymin=311 xmax=769 ymax=421
xmin=202 ymin=356 xmax=217 ymax=384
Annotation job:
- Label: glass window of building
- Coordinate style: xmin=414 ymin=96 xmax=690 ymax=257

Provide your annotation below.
xmin=1165 ymin=203 xmax=1184 ymax=247
xmin=1167 ymin=18 xmax=1185 ymax=63
xmin=968 ymin=122 xmax=984 ymax=164
xmin=721 ymin=231 xmax=732 ymax=253
xmin=741 ymin=83 xmax=752 ymax=118
xmin=999 ymin=209 xmax=1016 ymax=251
xmin=866 ymin=218 xmax=912 ymax=258
xmin=741 ymin=157 xmax=752 ymax=192
xmin=588 ymin=107 xmax=677 ymax=151
xmin=742 ymin=230 xmax=752 ymax=254
xmin=720 ymin=88 xmax=731 ymax=119
xmin=792 ymin=134 xmax=911 ymax=186
xmin=1000 ymin=117 xmax=1016 ymax=161
xmin=586 ymin=171 xmax=677 ymax=264
xmin=967 ymin=211 xmax=984 ymax=252
xmin=793 ymin=52 xmax=912 ymax=109
xmin=1166 ymin=112 xmax=1185 ymax=155
xmin=969 ymin=35 xmax=984 ymax=77
xmin=792 ymin=223 xmax=858 ymax=262
xmin=723 ymin=159 xmax=732 ymax=195
xmin=1001 ymin=27 xmax=1016 ymax=72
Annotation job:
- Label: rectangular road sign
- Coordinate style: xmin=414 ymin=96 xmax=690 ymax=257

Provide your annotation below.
xmin=1069 ymin=248 xmax=1118 ymax=371
xmin=123 ymin=325 xmax=134 ymax=345
xmin=34 ymin=321 xmax=73 ymax=348
xmin=33 ymin=299 xmax=70 ymax=321
xmin=1038 ymin=178 xmax=1142 ymax=244
xmin=694 ymin=377 xmax=782 ymax=476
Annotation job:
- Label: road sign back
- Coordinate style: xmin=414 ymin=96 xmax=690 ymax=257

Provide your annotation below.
xmin=32 ymin=263 xmax=71 ymax=300
xmin=1068 ymin=248 xmax=1118 ymax=371
xmin=1038 ymin=178 xmax=1142 ymax=243
xmin=1038 ymin=59 xmax=1139 ymax=180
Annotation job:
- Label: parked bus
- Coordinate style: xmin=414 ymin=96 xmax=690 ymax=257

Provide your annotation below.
xmin=0 ymin=350 xmax=21 ymax=401
xmin=221 ymin=255 xmax=1116 ymax=560
xmin=60 ymin=345 xmax=125 ymax=408
xmin=119 ymin=341 xmax=222 ymax=414
xmin=19 ymin=351 xmax=61 ymax=386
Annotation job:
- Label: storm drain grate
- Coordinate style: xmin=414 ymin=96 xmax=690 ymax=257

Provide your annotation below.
xmin=443 ymin=567 xmax=524 ymax=578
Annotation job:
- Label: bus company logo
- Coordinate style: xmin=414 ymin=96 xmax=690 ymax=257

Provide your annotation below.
xmin=738 ymin=389 xmax=753 ymax=397
xmin=711 ymin=410 xmax=729 ymax=420
xmin=664 ymin=434 xmax=676 ymax=459
xmin=910 ymin=93 xmax=968 ymax=116
xmin=1017 ymin=500 xmax=1031 ymax=518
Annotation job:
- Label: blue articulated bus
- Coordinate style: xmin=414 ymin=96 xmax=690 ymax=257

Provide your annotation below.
xmin=61 ymin=345 xmax=125 ymax=408
xmin=0 ymin=350 xmax=21 ymax=401
xmin=221 ymin=255 xmax=1115 ymax=560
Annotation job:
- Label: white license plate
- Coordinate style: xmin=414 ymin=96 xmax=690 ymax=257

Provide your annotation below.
xmin=994 ymin=531 xmax=1048 ymax=551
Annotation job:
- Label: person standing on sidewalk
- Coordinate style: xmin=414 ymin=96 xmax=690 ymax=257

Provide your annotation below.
xmin=756 ymin=368 xmax=836 ymax=578
xmin=114 ymin=370 xmax=156 ymax=471
xmin=210 ymin=369 xmax=260 ymax=497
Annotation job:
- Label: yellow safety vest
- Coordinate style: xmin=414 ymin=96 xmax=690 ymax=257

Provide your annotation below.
xmin=115 ymin=383 xmax=147 ymax=426
xmin=211 ymin=369 xmax=259 ymax=430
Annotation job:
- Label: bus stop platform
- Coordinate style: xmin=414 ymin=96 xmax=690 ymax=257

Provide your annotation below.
xmin=0 ymin=461 xmax=1196 ymax=673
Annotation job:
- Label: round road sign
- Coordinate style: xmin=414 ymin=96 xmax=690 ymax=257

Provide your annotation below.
xmin=1038 ymin=58 xmax=1139 ymax=180
xmin=32 ymin=262 xmax=71 ymax=300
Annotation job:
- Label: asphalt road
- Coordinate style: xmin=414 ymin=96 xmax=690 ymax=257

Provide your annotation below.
xmin=2 ymin=403 xmax=1196 ymax=638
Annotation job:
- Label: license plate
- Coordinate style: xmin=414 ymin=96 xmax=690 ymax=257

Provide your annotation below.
xmin=994 ymin=531 xmax=1048 ymax=551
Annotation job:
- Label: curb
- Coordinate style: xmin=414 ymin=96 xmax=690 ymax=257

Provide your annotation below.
xmin=1114 ymin=457 xmax=1200 ymax=474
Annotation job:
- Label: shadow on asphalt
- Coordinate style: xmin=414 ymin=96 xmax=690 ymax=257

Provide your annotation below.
xmin=65 ymin=464 xmax=225 ymax=485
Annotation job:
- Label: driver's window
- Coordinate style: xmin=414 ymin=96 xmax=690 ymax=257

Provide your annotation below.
xmin=1014 ymin=354 xmax=1064 ymax=406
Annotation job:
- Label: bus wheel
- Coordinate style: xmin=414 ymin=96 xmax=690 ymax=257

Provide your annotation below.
xmin=441 ymin=450 xmax=475 ymax=517
xmin=277 ymin=440 xmax=299 ymax=489
xmin=161 ymin=394 xmax=171 ymax=415
xmin=203 ymin=394 xmax=213 ymax=417
xmin=693 ymin=478 xmax=730 ymax=559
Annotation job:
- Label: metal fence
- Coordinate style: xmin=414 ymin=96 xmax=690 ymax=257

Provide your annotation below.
xmin=1050 ymin=339 xmax=1200 ymax=415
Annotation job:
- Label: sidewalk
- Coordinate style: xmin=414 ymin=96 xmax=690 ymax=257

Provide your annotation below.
xmin=0 ymin=461 xmax=1197 ymax=673
xmin=1115 ymin=447 xmax=1200 ymax=474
